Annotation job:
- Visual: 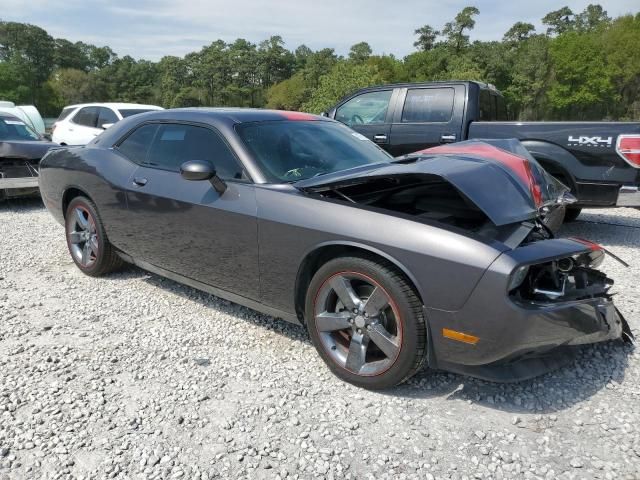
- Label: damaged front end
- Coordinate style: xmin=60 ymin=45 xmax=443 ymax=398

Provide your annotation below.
xmin=507 ymin=241 xmax=633 ymax=345
xmin=295 ymin=140 xmax=632 ymax=381
xmin=426 ymin=235 xmax=633 ymax=382
xmin=0 ymin=157 xmax=40 ymax=199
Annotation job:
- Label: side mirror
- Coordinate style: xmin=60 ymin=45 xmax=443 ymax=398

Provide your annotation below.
xmin=320 ymin=111 xmax=328 ymax=117
xmin=180 ymin=160 xmax=227 ymax=194
xmin=101 ymin=123 xmax=114 ymax=130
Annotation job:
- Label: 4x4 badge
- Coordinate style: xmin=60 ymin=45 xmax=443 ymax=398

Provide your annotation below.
xmin=568 ymin=135 xmax=613 ymax=147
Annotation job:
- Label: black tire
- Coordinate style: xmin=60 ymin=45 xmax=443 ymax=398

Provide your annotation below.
xmin=65 ymin=196 xmax=124 ymax=276
xmin=564 ymin=207 xmax=582 ymax=223
xmin=305 ymin=256 xmax=426 ymax=389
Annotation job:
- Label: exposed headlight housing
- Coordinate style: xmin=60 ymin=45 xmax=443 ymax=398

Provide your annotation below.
xmin=508 ymin=265 xmax=530 ymax=291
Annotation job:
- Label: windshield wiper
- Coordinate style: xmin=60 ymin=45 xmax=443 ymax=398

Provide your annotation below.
xmin=329 ymin=187 xmax=356 ymax=203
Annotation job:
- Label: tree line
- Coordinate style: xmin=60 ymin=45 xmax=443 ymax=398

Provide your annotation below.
xmin=1 ymin=4 xmax=638 ymax=120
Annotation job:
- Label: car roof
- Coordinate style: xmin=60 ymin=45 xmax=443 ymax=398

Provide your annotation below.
xmin=130 ymin=108 xmax=328 ymax=124
xmin=352 ymin=80 xmax=493 ymax=90
xmin=0 ymin=111 xmax=23 ymax=121
xmin=63 ymin=103 xmax=164 ymax=110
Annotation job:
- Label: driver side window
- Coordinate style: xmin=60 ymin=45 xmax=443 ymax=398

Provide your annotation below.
xmin=335 ymin=90 xmax=392 ymax=127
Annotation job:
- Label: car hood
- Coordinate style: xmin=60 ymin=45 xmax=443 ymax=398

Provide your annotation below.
xmin=295 ymin=139 xmax=571 ymax=227
xmin=0 ymin=139 xmax=58 ymax=161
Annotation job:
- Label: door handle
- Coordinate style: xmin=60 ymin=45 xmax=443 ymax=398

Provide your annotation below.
xmin=440 ymin=134 xmax=456 ymax=143
xmin=133 ymin=177 xmax=148 ymax=187
xmin=373 ymin=134 xmax=388 ymax=143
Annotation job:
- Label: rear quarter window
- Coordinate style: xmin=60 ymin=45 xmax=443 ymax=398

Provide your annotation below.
xmin=116 ymin=124 xmax=159 ymax=164
xmin=72 ymin=107 xmax=99 ymax=127
xmin=401 ymin=88 xmax=455 ymax=123
xmin=57 ymin=107 xmax=75 ymax=122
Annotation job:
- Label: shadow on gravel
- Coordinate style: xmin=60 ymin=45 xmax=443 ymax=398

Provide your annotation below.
xmin=391 ymin=340 xmax=633 ymax=413
xmin=114 ymin=266 xmax=310 ymax=344
xmin=0 ymin=196 xmax=44 ymax=213
xmin=558 ymin=212 xmax=640 ymax=249
xmin=117 ymin=261 xmax=633 ymax=413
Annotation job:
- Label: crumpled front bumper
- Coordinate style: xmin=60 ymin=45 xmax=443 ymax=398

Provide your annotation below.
xmin=0 ymin=159 xmax=40 ymax=198
xmin=424 ymin=239 xmax=633 ymax=382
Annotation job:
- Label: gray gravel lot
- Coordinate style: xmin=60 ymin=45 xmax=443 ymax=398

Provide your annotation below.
xmin=1 ymin=199 xmax=639 ymax=480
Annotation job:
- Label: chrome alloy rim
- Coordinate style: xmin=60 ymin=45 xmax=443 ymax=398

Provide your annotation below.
xmin=67 ymin=206 xmax=98 ymax=267
xmin=314 ymin=272 xmax=402 ymax=376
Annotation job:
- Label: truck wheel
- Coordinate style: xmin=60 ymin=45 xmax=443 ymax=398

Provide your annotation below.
xmin=564 ymin=207 xmax=582 ymax=223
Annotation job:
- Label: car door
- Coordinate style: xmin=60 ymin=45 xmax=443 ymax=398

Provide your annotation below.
xmin=388 ymin=85 xmax=465 ymax=156
xmin=119 ymin=122 xmax=260 ymax=300
xmin=332 ymin=89 xmax=395 ymax=151
xmin=69 ymin=106 xmax=102 ymax=145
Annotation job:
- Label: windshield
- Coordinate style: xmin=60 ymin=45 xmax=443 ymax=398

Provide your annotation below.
xmin=0 ymin=117 xmax=40 ymax=141
xmin=236 ymin=120 xmax=392 ymax=182
xmin=118 ymin=109 xmax=155 ymax=118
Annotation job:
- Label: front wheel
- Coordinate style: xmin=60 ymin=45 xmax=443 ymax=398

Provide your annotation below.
xmin=65 ymin=196 xmax=123 ymax=276
xmin=305 ymin=256 xmax=427 ymax=389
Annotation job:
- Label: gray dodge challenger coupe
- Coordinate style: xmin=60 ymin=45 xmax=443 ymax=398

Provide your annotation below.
xmin=38 ymin=108 xmax=632 ymax=389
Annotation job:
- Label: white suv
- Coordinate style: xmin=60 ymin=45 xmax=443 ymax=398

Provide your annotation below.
xmin=52 ymin=103 xmax=163 ymax=145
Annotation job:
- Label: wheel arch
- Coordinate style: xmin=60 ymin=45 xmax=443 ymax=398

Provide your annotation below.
xmin=294 ymin=241 xmax=424 ymax=323
xmin=521 ymin=140 xmax=579 ymax=192
xmin=62 ymin=186 xmax=94 ymax=218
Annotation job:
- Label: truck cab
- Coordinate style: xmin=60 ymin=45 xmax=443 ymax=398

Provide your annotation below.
xmin=326 ymin=81 xmax=640 ymax=213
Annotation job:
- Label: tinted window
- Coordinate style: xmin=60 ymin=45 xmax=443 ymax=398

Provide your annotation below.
xmin=119 ymin=109 xmax=155 ymax=118
xmin=479 ymin=90 xmax=508 ymax=121
xmin=335 ymin=90 xmax=392 ymax=126
xmin=73 ymin=107 xmax=98 ymax=127
xmin=479 ymin=90 xmax=493 ymax=121
xmin=97 ymin=108 xmax=119 ymax=128
xmin=0 ymin=117 xmax=40 ymax=141
xmin=144 ymin=124 xmax=244 ymax=179
xmin=117 ymin=124 xmax=159 ymax=164
xmin=57 ymin=107 xmax=75 ymax=121
xmin=401 ymin=88 xmax=454 ymax=123
xmin=496 ymin=95 xmax=508 ymax=121
xmin=236 ymin=120 xmax=392 ymax=183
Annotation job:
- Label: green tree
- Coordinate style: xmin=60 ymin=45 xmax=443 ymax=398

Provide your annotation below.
xmin=257 ymin=36 xmax=295 ymax=87
xmin=601 ymin=14 xmax=640 ymax=119
xmin=547 ymin=31 xmax=616 ymax=118
xmin=266 ymin=72 xmax=308 ymax=110
xmin=503 ymin=22 xmax=535 ymax=43
xmin=542 ymin=7 xmax=575 ymax=35
xmin=502 ymin=34 xmax=552 ymax=119
xmin=413 ymin=25 xmax=439 ymax=51
xmin=48 ymin=68 xmax=92 ymax=105
xmin=294 ymin=44 xmax=313 ymax=70
xmin=0 ymin=21 xmax=55 ymax=103
xmin=302 ymin=61 xmax=382 ymax=113
xmin=348 ymin=42 xmax=372 ymax=63
xmin=442 ymin=6 xmax=480 ymax=52
xmin=575 ymin=4 xmax=610 ymax=32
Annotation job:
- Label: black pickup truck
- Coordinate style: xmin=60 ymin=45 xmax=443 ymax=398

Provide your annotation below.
xmin=325 ymin=81 xmax=640 ymax=220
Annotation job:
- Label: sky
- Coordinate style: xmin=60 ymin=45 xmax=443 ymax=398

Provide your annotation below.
xmin=1 ymin=0 xmax=638 ymax=60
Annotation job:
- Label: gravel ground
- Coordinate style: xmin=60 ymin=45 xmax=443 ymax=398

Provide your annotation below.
xmin=0 ymin=199 xmax=639 ymax=480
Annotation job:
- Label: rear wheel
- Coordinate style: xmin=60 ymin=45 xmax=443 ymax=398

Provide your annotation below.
xmin=65 ymin=196 xmax=123 ymax=276
xmin=305 ymin=256 xmax=426 ymax=389
xmin=564 ymin=207 xmax=582 ymax=223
